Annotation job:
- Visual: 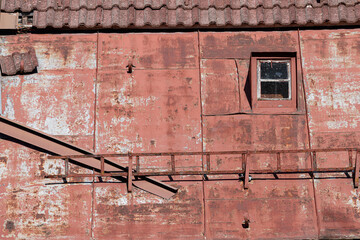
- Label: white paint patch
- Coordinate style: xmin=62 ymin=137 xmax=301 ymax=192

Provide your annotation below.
xmin=1 ymin=76 xmax=21 ymax=88
xmin=95 ymin=187 xmax=128 ymax=205
xmin=133 ymin=194 xmax=166 ymax=205
xmin=346 ymin=190 xmax=360 ymax=213
xmin=43 ymin=158 xmax=65 ymax=176
xmin=3 ymin=96 xmax=15 ymax=119
xmin=43 ymin=116 xmax=71 ymax=135
xmin=326 ymin=120 xmax=348 ymax=129
xmin=0 ymin=151 xmax=9 ymax=181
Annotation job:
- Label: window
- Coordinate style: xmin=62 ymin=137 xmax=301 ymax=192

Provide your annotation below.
xmin=251 ymin=55 xmax=297 ymax=113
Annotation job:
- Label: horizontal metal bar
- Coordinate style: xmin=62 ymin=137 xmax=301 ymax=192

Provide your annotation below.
xmin=47 ymin=148 xmax=357 ymax=159
xmin=45 ymin=167 xmax=355 ymax=179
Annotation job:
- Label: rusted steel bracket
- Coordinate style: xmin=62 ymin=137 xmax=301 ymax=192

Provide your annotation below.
xmin=355 ymin=151 xmax=359 ymax=188
xmin=0 ymin=116 xmax=178 ymax=199
xmin=46 ymin=147 xmax=360 ymax=190
xmin=243 ymin=153 xmax=249 ymax=189
xmin=171 ymin=154 xmax=175 ymax=174
xmin=128 ymin=154 xmax=133 ymax=193
xmin=206 ymin=154 xmax=210 ymax=173
xmin=276 ymin=152 xmax=281 ymax=172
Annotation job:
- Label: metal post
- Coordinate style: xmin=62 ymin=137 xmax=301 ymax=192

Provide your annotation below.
xmin=276 ymin=152 xmax=281 ymax=171
xmin=65 ymin=157 xmax=69 ymax=177
xmin=171 ymin=154 xmax=175 ymax=173
xmin=100 ymin=156 xmax=104 ymax=176
xmin=244 ymin=154 xmax=249 ymax=189
xmin=136 ymin=155 xmax=140 ymax=172
xmin=206 ymin=154 xmax=210 ymax=172
xmin=354 ymin=151 xmax=359 ymax=188
xmin=311 ymin=151 xmax=317 ymax=171
xmin=348 ymin=150 xmax=353 ymax=168
xmin=242 ymin=153 xmax=246 ymax=170
xmin=128 ymin=154 xmax=133 ymax=192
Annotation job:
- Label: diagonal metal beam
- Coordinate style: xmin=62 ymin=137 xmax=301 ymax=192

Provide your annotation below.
xmin=0 ymin=116 xmax=177 ymax=198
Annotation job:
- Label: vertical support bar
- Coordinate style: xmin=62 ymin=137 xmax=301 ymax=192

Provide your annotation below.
xmin=348 ymin=150 xmax=353 ymax=168
xmin=206 ymin=154 xmax=210 ymax=173
xmin=354 ymin=151 xmax=359 ymax=188
xmin=244 ymin=154 xmax=249 ymax=189
xmin=136 ymin=155 xmax=140 ymax=172
xmin=276 ymin=152 xmax=281 ymax=171
xmin=100 ymin=156 xmax=104 ymax=176
xmin=311 ymin=151 xmax=317 ymax=171
xmin=128 ymin=154 xmax=133 ymax=193
xmin=242 ymin=153 xmax=246 ymax=171
xmin=65 ymin=157 xmax=69 ymax=177
xmin=171 ymin=154 xmax=175 ymax=173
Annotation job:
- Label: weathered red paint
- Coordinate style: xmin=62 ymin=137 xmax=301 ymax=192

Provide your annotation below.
xmin=201 ymin=59 xmax=240 ymax=115
xmin=0 ymin=28 xmax=359 ymax=239
xmin=93 ymin=181 xmax=204 ymax=239
xmin=300 ymin=30 xmax=360 ymax=149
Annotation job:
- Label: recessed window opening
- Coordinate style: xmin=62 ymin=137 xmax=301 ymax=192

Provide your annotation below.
xmin=257 ymin=60 xmax=291 ymax=100
xmin=250 ymin=53 xmax=297 ymax=112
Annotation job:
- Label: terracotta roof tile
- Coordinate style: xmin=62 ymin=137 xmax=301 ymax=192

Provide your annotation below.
xmin=0 ymin=48 xmax=38 ymax=76
xmin=1 ymin=0 xmax=359 ymax=29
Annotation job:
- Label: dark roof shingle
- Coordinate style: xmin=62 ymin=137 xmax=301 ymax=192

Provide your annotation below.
xmin=1 ymin=0 xmax=359 ymax=29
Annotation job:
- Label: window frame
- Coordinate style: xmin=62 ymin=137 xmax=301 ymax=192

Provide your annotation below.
xmin=251 ymin=56 xmax=297 ymax=113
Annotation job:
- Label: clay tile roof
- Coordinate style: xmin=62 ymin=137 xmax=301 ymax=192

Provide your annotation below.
xmin=1 ymin=0 xmax=359 ymax=29
xmin=0 ymin=48 xmax=38 ymax=76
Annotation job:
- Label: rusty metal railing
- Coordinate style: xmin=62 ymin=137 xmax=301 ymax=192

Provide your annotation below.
xmin=45 ymin=148 xmax=360 ymax=191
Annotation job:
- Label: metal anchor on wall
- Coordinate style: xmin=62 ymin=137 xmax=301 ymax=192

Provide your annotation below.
xmin=126 ymin=56 xmax=136 ymax=73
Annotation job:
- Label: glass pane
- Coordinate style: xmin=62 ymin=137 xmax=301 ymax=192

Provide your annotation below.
xmin=260 ymin=61 xmax=289 ymax=79
xmin=260 ymin=81 xmax=289 ymax=99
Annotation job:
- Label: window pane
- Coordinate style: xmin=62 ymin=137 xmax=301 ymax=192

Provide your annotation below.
xmin=260 ymin=61 xmax=289 ymax=79
xmin=260 ymin=81 xmax=289 ymax=99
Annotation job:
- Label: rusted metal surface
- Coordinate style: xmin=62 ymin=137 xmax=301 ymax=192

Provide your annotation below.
xmin=201 ymin=59 xmax=240 ymax=115
xmin=300 ymin=29 xmax=360 ymax=238
xmin=204 ymin=179 xmax=318 ymax=239
xmin=0 ymin=116 xmax=177 ymax=198
xmin=300 ymin=29 xmax=360 ymax=149
xmin=45 ymin=149 xmax=360 ymax=190
xmin=315 ymin=179 xmax=360 ymax=238
xmin=0 ymin=34 xmax=97 ymax=136
xmin=92 ymin=181 xmax=204 ymax=239
xmin=0 ymin=140 xmax=93 ymax=239
xmin=1 ymin=28 xmax=360 ymax=239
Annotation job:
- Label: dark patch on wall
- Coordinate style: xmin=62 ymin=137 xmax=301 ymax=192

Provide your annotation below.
xmin=0 ymin=157 xmax=7 ymax=164
xmin=5 ymin=220 xmax=15 ymax=233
